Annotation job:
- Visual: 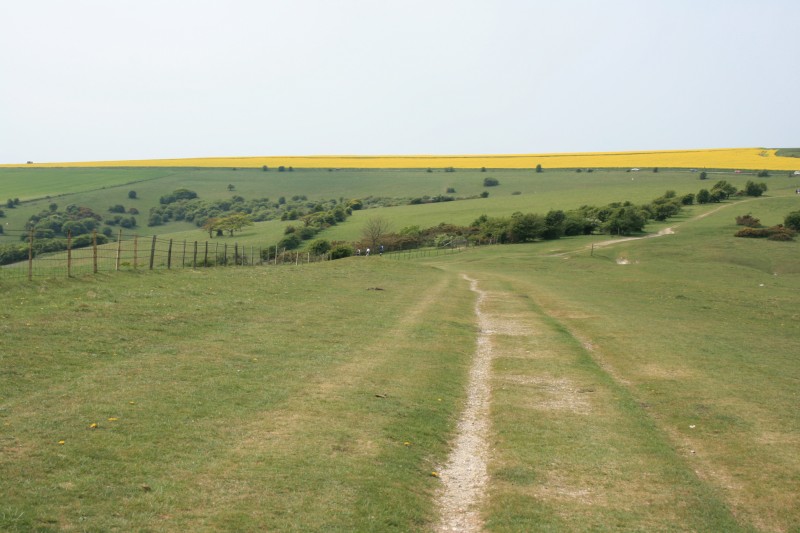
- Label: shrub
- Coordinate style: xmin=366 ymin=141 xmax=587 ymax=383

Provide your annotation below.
xmin=744 ymin=180 xmax=768 ymax=197
xmin=298 ymin=226 xmax=317 ymax=240
xmin=480 ymin=191 xmax=489 ymax=198
xmin=681 ymin=193 xmax=695 ymax=205
xmin=329 ymin=244 xmax=353 ymax=260
xmin=277 ymin=234 xmax=301 ymax=250
xmin=757 ymin=170 xmax=770 ymax=177
xmin=735 ymin=225 xmax=795 ymax=240
xmin=0 ymin=244 xmax=29 ymax=264
xmin=159 ymin=189 xmax=197 ymax=205
xmin=511 ymin=191 xmax=522 ymax=195
xmin=446 ymin=187 xmax=456 ymax=193
xmin=768 ymin=229 xmax=795 ymax=241
xmin=109 ymin=204 xmax=126 ymax=213
xmin=483 ymin=177 xmax=499 ymax=187
xmin=784 ymin=211 xmax=800 ymax=231
xmin=735 ymin=214 xmax=761 ymax=227
xmin=128 ymin=190 xmax=137 ymax=199
xmin=308 ymin=239 xmax=331 ymax=255
xmin=535 ymin=164 xmax=543 ymax=173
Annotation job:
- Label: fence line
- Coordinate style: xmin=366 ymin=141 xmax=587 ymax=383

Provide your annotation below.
xmin=1 ymin=229 xmax=474 ymax=280
xmin=0 ymin=230 xmax=335 ymax=281
xmin=385 ymin=246 xmax=466 ymax=260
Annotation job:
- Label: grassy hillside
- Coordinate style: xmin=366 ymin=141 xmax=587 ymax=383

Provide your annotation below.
xmin=421 ymin=199 xmax=800 ymax=531
xmin=1 ymin=192 xmax=798 ymax=530
xmin=4 ymin=166 xmax=798 ymax=250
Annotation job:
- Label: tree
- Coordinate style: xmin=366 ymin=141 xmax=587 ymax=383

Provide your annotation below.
xmin=535 ymin=164 xmax=543 ymax=173
xmin=785 ymin=211 xmax=800 ymax=231
xmin=308 ymin=239 xmax=331 ymax=256
xmin=603 ymin=207 xmax=646 ymax=235
xmin=542 ymin=210 xmax=566 ymax=240
xmin=362 ymin=216 xmax=391 ymax=250
xmin=696 ymin=189 xmax=711 ymax=204
xmin=483 ymin=177 xmax=499 ymax=187
xmin=128 ymin=190 xmax=137 ymax=199
xmin=227 ymin=184 xmax=235 ymax=191
xmin=202 ymin=217 xmax=220 ymax=237
xmin=744 ymin=180 xmax=767 ymax=197
xmin=508 ymin=212 xmax=545 ymax=242
xmin=216 ymin=213 xmax=253 ymax=236
xmin=711 ymin=180 xmax=737 ymax=200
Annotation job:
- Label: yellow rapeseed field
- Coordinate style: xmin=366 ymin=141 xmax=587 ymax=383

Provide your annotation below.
xmin=4 ymin=148 xmax=798 ymax=171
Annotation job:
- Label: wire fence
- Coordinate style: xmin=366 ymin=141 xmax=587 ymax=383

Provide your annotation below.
xmin=385 ymin=246 xmax=465 ymax=260
xmin=0 ymin=229 xmax=333 ymax=281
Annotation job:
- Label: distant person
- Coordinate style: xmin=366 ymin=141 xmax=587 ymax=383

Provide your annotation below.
xmin=366 ymin=248 xmax=370 ymax=256
xmin=379 ymin=245 xmax=384 ymax=256
xmin=356 ymin=248 xmax=361 ymax=256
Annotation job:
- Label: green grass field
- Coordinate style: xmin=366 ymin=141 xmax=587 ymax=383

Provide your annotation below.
xmin=4 ymin=166 xmax=798 ymax=249
xmin=1 ymin=165 xmax=799 ymax=531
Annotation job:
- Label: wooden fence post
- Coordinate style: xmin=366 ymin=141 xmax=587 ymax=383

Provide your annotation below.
xmin=149 ymin=235 xmax=157 ymax=270
xmin=92 ymin=231 xmax=98 ymax=274
xmin=133 ymin=235 xmax=138 ymax=270
xmin=167 ymin=239 xmax=173 ymax=269
xmin=27 ymin=229 xmax=34 ymax=281
xmin=193 ymin=241 xmax=198 ymax=269
xmin=67 ymin=231 xmax=73 ymax=277
xmin=204 ymin=241 xmax=209 ymax=267
xmin=115 ymin=229 xmax=123 ymax=271
xmin=182 ymin=240 xmax=187 ymax=268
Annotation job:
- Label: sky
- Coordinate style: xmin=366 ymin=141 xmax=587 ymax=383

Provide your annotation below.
xmin=1 ymin=0 xmax=798 ymax=163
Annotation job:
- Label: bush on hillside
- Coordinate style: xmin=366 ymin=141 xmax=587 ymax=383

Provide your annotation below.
xmin=735 ymin=225 xmax=795 ymax=241
xmin=744 ymin=180 xmax=768 ymax=197
xmin=277 ymin=234 xmax=301 ymax=250
xmin=735 ymin=214 xmax=761 ymax=227
xmin=329 ymin=244 xmax=354 ymax=260
xmin=308 ymin=239 xmax=331 ymax=256
xmin=785 ymin=211 xmax=800 ymax=231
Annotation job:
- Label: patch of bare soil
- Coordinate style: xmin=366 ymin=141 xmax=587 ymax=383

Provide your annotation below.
xmin=434 ymin=276 xmax=493 ymax=532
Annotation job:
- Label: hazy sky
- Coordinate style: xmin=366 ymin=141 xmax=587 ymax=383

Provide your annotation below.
xmin=1 ymin=0 xmax=798 ymax=163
